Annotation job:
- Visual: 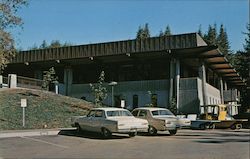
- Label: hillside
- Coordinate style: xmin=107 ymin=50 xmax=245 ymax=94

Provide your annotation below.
xmin=0 ymin=88 xmax=95 ymax=130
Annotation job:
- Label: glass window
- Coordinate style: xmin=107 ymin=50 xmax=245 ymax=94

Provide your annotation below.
xmin=132 ymin=110 xmax=139 ymax=116
xmin=151 ymin=109 xmax=174 ymax=116
xmin=138 ymin=110 xmax=147 ymax=117
xmin=87 ymin=110 xmax=95 ymax=117
xmin=106 ymin=110 xmax=132 ymax=117
xmin=95 ymin=110 xmax=104 ymax=118
xmin=133 ymin=95 xmax=138 ymax=109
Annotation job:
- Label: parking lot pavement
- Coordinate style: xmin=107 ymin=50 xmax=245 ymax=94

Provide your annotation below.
xmin=0 ymin=129 xmax=249 ymax=159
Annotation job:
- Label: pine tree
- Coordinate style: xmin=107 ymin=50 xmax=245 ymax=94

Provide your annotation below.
xmin=217 ymin=24 xmax=230 ymax=56
xmin=204 ymin=24 xmax=217 ymax=45
xmin=159 ymin=30 xmax=164 ymax=37
xmin=164 ymin=25 xmax=171 ymax=36
xmin=136 ymin=23 xmax=150 ymax=39
xmin=243 ymin=23 xmax=250 ymax=53
xmin=40 ymin=40 xmax=48 ymax=49
xmin=198 ymin=25 xmax=203 ymax=37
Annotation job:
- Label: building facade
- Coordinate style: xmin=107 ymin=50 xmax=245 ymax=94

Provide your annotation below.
xmin=4 ymin=33 xmax=245 ymax=114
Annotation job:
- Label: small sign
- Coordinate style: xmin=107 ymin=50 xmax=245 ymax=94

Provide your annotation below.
xmin=121 ymin=100 xmax=125 ymax=108
xmin=21 ymin=99 xmax=27 ymax=107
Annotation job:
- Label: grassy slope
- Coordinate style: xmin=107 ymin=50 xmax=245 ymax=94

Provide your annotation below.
xmin=0 ymin=88 xmax=95 ymax=130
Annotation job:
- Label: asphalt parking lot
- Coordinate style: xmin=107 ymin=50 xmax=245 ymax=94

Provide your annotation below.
xmin=0 ymin=129 xmax=249 ymax=159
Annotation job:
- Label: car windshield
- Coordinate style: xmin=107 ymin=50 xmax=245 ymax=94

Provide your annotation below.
xmin=151 ymin=109 xmax=174 ymax=116
xmin=106 ymin=110 xmax=133 ymax=117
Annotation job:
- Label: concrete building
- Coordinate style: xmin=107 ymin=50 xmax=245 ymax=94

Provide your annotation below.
xmin=4 ymin=33 xmax=245 ymax=114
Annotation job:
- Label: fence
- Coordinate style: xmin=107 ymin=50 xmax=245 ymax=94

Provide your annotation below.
xmin=0 ymin=75 xmax=43 ymax=90
xmin=17 ymin=76 xmax=43 ymax=90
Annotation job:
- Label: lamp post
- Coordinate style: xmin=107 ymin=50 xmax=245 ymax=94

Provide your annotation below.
xmin=109 ymin=81 xmax=118 ymax=107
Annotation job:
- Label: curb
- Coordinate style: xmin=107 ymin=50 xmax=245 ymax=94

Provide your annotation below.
xmin=0 ymin=128 xmax=76 ymax=138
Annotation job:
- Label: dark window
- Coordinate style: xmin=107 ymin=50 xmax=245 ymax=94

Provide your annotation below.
xmin=132 ymin=110 xmax=139 ymax=116
xmin=133 ymin=95 xmax=138 ymax=109
xmin=139 ymin=110 xmax=147 ymax=117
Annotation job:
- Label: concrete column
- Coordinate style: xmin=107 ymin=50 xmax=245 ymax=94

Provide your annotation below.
xmin=224 ymin=81 xmax=228 ymax=91
xmin=169 ymin=59 xmax=175 ymax=107
xmin=219 ymin=77 xmax=224 ymax=104
xmin=0 ymin=75 xmax=3 ymax=88
xmin=8 ymin=74 xmax=17 ymax=88
xmin=199 ymin=62 xmax=208 ymax=106
xmin=176 ymin=59 xmax=180 ymax=113
xmin=64 ymin=68 xmax=73 ymax=96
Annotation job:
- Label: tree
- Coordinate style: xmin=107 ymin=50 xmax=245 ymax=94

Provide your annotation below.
xmin=136 ymin=23 xmax=150 ymax=39
xmin=164 ymin=25 xmax=171 ymax=36
xmin=204 ymin=24 xmax=217 ymax=45
xmin=40 ymin=40 xmax=48 ymax=49
xmin=217 ymin=24 xmax=230 ymax=56
xmin=49 ymin=40 xmax=61 ymax=48
xmin=42 ymin=67 xmax=58 ymax=90
xmin=0 ymin=0 xmax=27 ymax=72
xmin=243 ymin=23 xmax=250 ymax=53
xmin=159 ymin=30 xmax=164 ymax=37
xmin=198 ymin=25 xmax=203 ymax=37
xmin=90 ymin=71 xmax=107 ymax=107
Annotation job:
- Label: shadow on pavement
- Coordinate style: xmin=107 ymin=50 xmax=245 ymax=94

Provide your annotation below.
xmin=58 ymin=129 xmax=130 ymax=140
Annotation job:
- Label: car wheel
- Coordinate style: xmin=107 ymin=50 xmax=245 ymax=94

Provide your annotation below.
xmin=148 ymin=126 xmax=157 ymax=135
xmin=75 ymin=123 xmax=82 ymax=133
xmin=128 ymin=132 xmax=136 ymax=137
xmin=102 ymin=128 xmax=111 ymax=138
xmin=209 ymin=123 xmax=215 ymax=129
xmin=169 ymin=129 xmax=177 ymax=136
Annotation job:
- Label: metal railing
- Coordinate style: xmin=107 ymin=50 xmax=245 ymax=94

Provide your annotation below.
xmin=17 ymin=76 xmax=43 ymax=90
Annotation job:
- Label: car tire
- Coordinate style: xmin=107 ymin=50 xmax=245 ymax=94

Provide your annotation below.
xmin=169 ymin=129 xmax=177 ymax=136
xmin=75 ymin=123 xmax=82 ymax=133
xmin=209 ymin=123 xmax=215 ymax=129
xmin=102 ymin=128 xmax=111 ymax=138
xmin=128 ymin=132 xmax=136 ymax=137
xmin=148 ymin=126 xmax=157 ymax=136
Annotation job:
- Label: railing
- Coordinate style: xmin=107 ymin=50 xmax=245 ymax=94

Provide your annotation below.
xmin=17 ymin=76 xmax=43 ymax=90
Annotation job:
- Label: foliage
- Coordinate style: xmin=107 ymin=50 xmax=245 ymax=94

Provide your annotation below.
xmin=90 ymin=71 xmax=107 ymax=107
xmin=169 ymin=98 xmax=177 ymax=115
xmin=159 ymin=25 xmax=172 ymax=37
xmin=217 ymin=24 xmax=230 ymax=56
xmin=164 ymin=25 xmax=172 ymax=36
xmin=136 ymin=23 xmax=150 ymax=39
xmin=42 ymin=67 xmax=58 ymax=90
xmin=0 ymin=0 xmax=27 ymax=72
xmin=243 ymin=23 xmax=250 ymax=52
xmin=200 ymin=23 xmax=230 ymax=56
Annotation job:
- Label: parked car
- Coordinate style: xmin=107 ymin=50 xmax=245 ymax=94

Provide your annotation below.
xmin=71 ymin=107 xmax=148 ymax=138
xmin=132 ymin=107 xmax=178 ymax=135
xmin=176 ymin=115 xmax=191 ymax=128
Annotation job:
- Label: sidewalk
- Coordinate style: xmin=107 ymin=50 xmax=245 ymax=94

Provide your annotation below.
xmin=0 ymin=128 xmax=75 ymax=138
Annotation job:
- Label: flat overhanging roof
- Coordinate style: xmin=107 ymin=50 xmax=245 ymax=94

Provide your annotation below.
xmin=8 ymin=32 xmax=245 ymax=87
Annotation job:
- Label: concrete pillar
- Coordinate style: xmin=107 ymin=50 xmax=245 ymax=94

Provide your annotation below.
xmin=176 ymin=59 xmax=180 ymax=113
xmin=8 ymin=74 xmax=17 ymax=88
xmin=0 ymin=75 xmax=3 ymax=88
xmin=169 ymin=59 xmax=175 ymax=107
xmin=64 ymin=68 xmax=73 ymax=96
xmin=199 ymin=62 xmax=208 ymax=106
xmin=224 ymin=81 xmax=228 ymax=91
xmin=219 ymin=77 xmax=224 ymax=104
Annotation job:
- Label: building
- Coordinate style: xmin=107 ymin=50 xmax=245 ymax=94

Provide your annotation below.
xmin=4 ymin=33 xmax=245 ymax=114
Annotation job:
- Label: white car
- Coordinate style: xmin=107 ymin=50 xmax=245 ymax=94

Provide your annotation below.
xmin=132 ymin=107 xmax=178 ymax=135
xmin=71 ymin=107 xmax=148 ymax=138
xmin=176 ymin=115 xmax=191 ymax=128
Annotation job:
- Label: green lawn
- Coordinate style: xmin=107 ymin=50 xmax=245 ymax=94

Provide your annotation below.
xmin=0 ymin=88 xmax=94 ymax=130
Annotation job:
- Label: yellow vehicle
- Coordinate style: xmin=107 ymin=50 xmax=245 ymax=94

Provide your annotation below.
xmin=199 ymin=104 xmax=247 ymax=130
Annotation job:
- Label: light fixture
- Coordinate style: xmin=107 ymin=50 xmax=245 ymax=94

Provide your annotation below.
xmin=24 ymin=62 xmax=29 ymax=66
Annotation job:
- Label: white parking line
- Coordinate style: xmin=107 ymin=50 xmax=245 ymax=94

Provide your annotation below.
xmin=21 ymin=136 xmax=68 ymax=149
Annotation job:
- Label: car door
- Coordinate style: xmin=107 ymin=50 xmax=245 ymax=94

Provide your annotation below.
xmin=92 ymin=110 xmax=105 ymax=132
xmin=80 ymin=110 xmax=96 ymax=131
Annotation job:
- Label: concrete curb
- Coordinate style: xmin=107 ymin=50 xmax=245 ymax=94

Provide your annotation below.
xmin=0 ymin=128 xmax=76 ymax=138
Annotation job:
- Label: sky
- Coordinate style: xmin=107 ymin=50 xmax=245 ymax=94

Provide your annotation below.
xmin=14 ymin=0 xmax=249 ymax=52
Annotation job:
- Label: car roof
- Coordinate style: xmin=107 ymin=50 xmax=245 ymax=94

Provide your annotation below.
xmin=133 ymin=107 xmax=169 ymax=111
xmin=91 ymin=107 xmax=128 ymax=111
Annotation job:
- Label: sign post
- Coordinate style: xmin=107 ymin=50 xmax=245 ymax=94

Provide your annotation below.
xmin=21 ymin=99 xmax=27 ymax=127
